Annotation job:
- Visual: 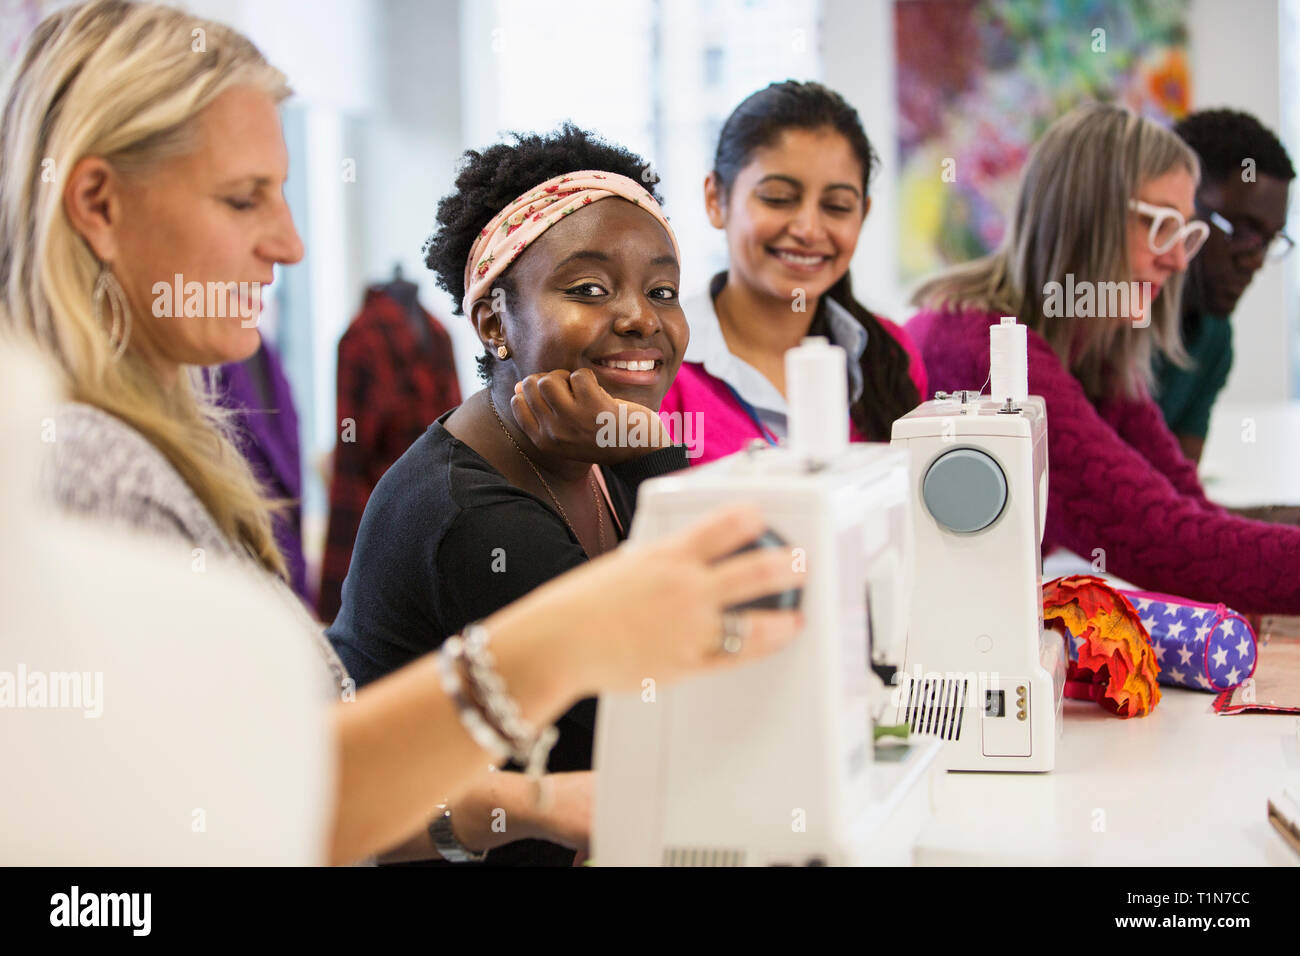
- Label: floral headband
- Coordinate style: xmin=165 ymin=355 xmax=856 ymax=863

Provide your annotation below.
xmin=461 ymin=170 xmax=680 ymax=317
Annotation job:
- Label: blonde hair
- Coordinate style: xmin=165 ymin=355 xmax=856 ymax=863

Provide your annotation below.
xmin=913 ymin=102 xmax=1198 ymax=400
xmin=0 ymin=0 xmax=293 ymax=576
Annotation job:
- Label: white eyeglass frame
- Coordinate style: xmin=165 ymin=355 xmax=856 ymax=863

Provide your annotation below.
xmin=1128 ymin=199 xmax=1210 ymax=258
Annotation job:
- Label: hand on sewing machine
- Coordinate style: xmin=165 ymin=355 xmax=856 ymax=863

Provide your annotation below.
xmin=504 ymin=504 xmax=806 ymax=696
xmin=447 ymin=769 xmax=593 ymax=859
xmin=510 ymin=368 xmax=672 ymax=465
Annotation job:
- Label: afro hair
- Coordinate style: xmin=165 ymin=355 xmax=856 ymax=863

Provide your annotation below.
xmin=1174 ymin=108 xmax=1295 ymax=185
xmin=423 ymin=123 xmax=662 ymax=383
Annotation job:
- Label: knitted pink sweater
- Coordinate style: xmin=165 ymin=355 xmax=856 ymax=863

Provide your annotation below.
xmin=910 ymin=307 xmax=1300 ymax=614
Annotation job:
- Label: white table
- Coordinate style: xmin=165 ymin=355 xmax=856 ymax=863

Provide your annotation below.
xmin=1200 ymin=400 xmax=1300 ymax=507
xmin=914 ymin=688 xmax=1300 ymax=865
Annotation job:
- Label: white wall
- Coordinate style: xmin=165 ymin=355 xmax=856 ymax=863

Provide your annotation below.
xmin=356 ymin=0 xmax=474 ymax=397
xmin=822 ymin=0 xmax=902 ymax=322
xmin=183 ymin=0 xmax=379 ymax=111
xmin=1188 ymin=0 xmax=1291 ymax=403
xmin=181 ymin=0 xmax=471 ymax=507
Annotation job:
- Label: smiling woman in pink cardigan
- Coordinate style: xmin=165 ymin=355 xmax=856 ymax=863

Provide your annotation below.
xmin=660 ymin=82 xmax=926 ymax=465
xmin=911 ymin=103 xmax=1300 ymax=615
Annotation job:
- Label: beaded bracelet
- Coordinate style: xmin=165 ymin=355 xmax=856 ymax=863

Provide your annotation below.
xmin=460 ymin=623 xmax=560 ymax=808
xmin=437 ymin=637 xmax=511 ymax=762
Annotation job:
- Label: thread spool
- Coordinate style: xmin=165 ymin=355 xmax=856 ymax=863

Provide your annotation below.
xmin=786 ymin=336 xmax=848 ymax=463
xmin=989 ymin=316 xmax=1028 ymax=403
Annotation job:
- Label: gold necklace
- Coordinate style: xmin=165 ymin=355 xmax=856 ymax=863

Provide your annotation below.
xmin=487 ymin=391 xmax=608 ymax=556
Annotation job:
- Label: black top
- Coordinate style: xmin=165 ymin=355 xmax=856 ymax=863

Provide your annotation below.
xmin=327 ymin=409 xmax=688 ymax=865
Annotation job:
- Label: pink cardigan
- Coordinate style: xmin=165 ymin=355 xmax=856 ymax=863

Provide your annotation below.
xmin=910 ymin=307 xmax=1300 ymax=614
xmin=659 ymin=316 xmax=929 ymax=466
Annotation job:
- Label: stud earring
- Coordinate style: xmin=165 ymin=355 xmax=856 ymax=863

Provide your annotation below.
xmin=496 ymin=344 xmax=509 ymax=359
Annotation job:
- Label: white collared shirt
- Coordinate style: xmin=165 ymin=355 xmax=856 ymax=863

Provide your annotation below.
xmin=681 ymin=277 xmax=867 ymax=440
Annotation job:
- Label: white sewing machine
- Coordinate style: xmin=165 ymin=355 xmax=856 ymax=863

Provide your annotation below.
xmin=593 ymin=338 xmax=942 ymax=866
xmin=889 ymin=317 xmax=1064 ymax=772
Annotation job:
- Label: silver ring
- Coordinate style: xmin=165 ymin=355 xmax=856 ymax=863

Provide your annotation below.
xmin=718 ymin=611 xmax=748 ymax=655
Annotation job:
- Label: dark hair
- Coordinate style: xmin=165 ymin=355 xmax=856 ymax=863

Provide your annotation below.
xmin=1174 ymin=108 xmax=1296 ymax=184
xmin=424 ymin=122 xmax=661 ymax=384
xmin=712 ymin=80 xmax=919 ymax=439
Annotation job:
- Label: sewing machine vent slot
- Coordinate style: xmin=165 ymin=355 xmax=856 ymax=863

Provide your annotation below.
xmin=904 ymin=676 xmax=969 ymax=741
xmin=662 ymin=846 xmax=745 ymax=867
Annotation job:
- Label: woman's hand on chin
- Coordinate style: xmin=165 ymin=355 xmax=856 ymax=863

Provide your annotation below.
xmin=510 ymin=368 xmax=671 ymax=465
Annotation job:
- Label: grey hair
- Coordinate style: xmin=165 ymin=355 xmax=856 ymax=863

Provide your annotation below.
xmin=913 ymin=102 xmax=1198 ymax=400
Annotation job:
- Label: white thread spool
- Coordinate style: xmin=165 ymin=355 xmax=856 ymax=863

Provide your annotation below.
xmin=786 ymin=336 xmax=848 ymax=463
xmin=989 ymin=316 xmax=1028 ymax=403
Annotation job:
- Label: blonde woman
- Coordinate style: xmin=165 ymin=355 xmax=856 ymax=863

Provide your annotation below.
xmin=0 ymin=0 xmax=803 ymax=865
xmin=911 ymin=102 xmax=1300 ymax=613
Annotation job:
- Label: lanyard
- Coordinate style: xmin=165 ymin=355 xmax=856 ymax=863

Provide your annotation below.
xmin=722 ymin=381 xmax=780 ymax=447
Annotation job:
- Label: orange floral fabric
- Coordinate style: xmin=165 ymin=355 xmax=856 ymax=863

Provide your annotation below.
xmin=1044 ymin=575 xmax=1162 ymax=718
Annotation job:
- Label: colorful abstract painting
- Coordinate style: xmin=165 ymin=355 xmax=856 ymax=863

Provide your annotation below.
xmin=894 ymin=0 xmax=1190 ymax=282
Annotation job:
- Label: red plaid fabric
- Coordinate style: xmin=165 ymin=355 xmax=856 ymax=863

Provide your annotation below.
xmin=318 ymin=288 xmax=462 ymax=623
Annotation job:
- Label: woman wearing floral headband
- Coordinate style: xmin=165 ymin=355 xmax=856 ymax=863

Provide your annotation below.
xmin=327 ymin=124 xmax=694 ymax=865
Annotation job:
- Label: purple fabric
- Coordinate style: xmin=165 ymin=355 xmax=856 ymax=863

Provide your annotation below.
xmin=213 ymin=341 xmax=309 ymax=606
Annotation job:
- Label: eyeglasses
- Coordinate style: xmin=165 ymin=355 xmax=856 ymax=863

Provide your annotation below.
xmin=1197 ymin=202 xmax=1295 ymax=261
xmin=1128 ymin=199 xmax=1210 ymax=259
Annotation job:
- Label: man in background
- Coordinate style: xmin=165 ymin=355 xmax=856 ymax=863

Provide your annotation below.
xmin=1159 ymin=108 xmax=1294 ymax=464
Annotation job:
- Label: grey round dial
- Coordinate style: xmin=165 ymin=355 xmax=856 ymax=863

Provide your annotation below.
xmin=922 ymin=448 xmax=1007 ymax=533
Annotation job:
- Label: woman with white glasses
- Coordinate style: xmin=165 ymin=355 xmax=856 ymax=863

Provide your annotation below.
xmin=909 ymin=102 xmax=1300 ymax=614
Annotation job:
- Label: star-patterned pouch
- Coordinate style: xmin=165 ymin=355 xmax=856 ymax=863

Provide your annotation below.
xmin=1120 ymin=589 xmax=1258 ymax=691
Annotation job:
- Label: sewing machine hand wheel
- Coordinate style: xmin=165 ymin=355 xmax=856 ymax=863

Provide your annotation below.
xmin=724 ymin=529 xmax=803 ymax=612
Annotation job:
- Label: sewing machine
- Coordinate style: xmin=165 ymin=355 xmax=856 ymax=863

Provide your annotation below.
xmin=888 ymin=317 xmax=1064 ymax=771
xmin=592 ymin=338 xmax=942 ymax=866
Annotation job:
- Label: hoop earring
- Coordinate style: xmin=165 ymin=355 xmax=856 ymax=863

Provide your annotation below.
xmin=93 ymin=266 xmax=132 ymax=360
xmin=496 ymin=344 xmax=509 ymax=360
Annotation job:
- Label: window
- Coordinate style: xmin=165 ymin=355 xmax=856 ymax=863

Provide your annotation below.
xmin=468 ymin=0 xmax=823 ymax=297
